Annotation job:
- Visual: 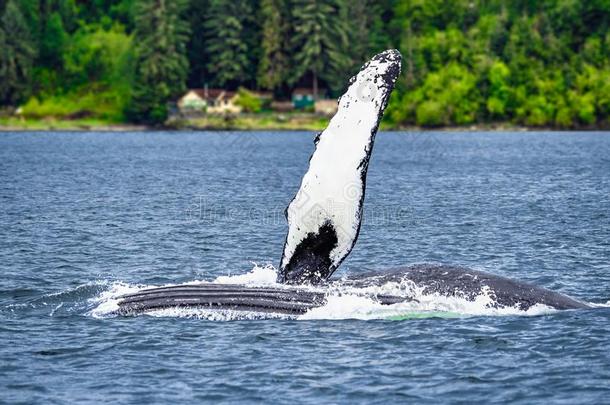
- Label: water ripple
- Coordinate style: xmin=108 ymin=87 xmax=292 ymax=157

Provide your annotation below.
xmin=1 ymin=131 xmax=609 ymax=403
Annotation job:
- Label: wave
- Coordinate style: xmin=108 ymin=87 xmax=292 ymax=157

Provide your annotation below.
xmin=2 ymin=280 xmax=113 ymax=317
xmin=589 ymin=300 xmax=610 ymax=308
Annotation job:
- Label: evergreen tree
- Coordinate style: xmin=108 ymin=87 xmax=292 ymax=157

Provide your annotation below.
xmin=0 ymin=0 xmax=609 ymax=128
xmin=40 ymin=11 xmax=67 ymax=70
xmin=343 ymin=0 xmax=368 ymax=69
xmin=56 ymin=0 xmax=77 ymax=32
xmin=127 ymin=0 xmax=190 ymax=124
xmin=368 ymin=0 xmax=395 ymax=53
xmin=186 ymin=0 xmax=210 ymax=88
xmin=0 ymin=0 xmax=35 ymax=106
xmin=0 ymin=26 xmax=7 ymax=101
xmin=257 ymin=0 xmax=289 ymax=92
xmin=290 ymin=0 xmax=349 ymax=97
xmin=15 ymin=0 xmax=40 ymax=44
xmin=204 ymin=0 xmax=252 ymax=88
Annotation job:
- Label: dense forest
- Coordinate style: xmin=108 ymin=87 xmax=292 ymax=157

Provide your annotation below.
xmin=0 ymin=0 xmax=609 ymax=127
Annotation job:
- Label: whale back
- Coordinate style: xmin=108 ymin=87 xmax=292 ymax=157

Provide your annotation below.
xmin=339 ymin=264 xmax=590 ymax=310
xmin=278 ymin=50 xmax=401 ymax=284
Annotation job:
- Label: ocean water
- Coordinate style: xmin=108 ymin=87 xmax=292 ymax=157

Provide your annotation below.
xmin=1 ymin=130 xmax=609 ymax=403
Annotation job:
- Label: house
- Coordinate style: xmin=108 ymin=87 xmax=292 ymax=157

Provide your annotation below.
xmin=178 ymin=89 xmax=208 ymax=112
xmin=206 ymin=89 xmax=240 ymax=114
xmin=177 ymin=88 xmax=241 ymax=115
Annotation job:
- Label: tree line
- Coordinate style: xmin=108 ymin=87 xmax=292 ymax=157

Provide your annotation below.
xmin=0 ymin=0 xmax=609 ymax=127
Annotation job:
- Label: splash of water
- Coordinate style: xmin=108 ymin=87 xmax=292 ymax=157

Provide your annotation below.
xmin=213 ymin=263 xmax=278 ymax=285
xmin=89 ymin=264 xmax=567 ymax=320
xmin=299 ymin=284 xmax=555 ymax=320
xmin=88 ymin=282 xmax=142 ymax=318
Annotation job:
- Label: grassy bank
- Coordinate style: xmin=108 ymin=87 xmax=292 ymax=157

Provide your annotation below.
xmin=0 ymin=112 xmax=333 ymax=132
xmin=1 ymin=113 xmax=598 ymax=132
xmin=168 ymin=113 xmax=331 ymax=131
xmin=0 ymin=116 xmax=145 ymax=131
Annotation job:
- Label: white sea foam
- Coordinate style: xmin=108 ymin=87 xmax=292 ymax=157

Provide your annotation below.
xmin=89 ymin=264 xmax=563 ymax=320
xmin=589 ymin=300 xmax=610 ymax=308
xmin=88 ymin=282 xmax=143 ymax=318
xmin=213 ymin=263 xmax=278 ymax=286
xmin=299 ymin=285 xmax=555 ymax=320
xmin=146 ymin=307 xmax=291 ymax=321
xmin=88 ymin=264 xmax=282 ymax=318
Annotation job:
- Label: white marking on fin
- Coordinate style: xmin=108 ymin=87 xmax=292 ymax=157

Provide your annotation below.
xmin=279 ymin=50 xmax=402 ymax=284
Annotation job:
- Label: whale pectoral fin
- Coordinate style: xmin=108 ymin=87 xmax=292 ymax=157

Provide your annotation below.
xmin=278 ymin=50 xmax=402 ymax=285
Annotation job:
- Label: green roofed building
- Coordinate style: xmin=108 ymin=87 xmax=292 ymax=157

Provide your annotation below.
xmin=292 ymin=88 xmax=315 ymax=109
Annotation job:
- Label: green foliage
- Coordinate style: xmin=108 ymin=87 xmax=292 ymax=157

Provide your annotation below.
xmin=63 ymin=24 xmax=132 ymax=89
xmin=486 ymin=61 xmax=510 ymax=116
xmin=16 ymin=0 xmax=41 ymax=43
xmin=127 ymin=0 xmax=189 ymax=124
xmin=204 ymin=0 xmax=252 ymax=88
xmin=186 ymin=0 xmax=210 ymax=88
xmin=290 ymin=0 xmax=349 ymax=95
xmin=367 ymin=1 xmax=394 ymax=54
xmin=395 ymin=62 xmax=479 ymax=126
xmin=40 ymin=12 xmax=67 ymax=69
xmin=0 ymin=0 xmax=35 ymax=106
xmin=77 ymin=0 xmax=134 ymax=28
xmin=343 ymin=0 xmax=370 ymax=72
xmin=234 ymin=87 xmax=263 ymax=113
xmin=257 ymin=0 xmax=289 ymax=91
xmin=2 ymin=0 xmax=610 ymax=128
xmin=21 ymin=87 xmax=127 ymax=121
xmin=389 ymin=0 xmax=610 ymax=127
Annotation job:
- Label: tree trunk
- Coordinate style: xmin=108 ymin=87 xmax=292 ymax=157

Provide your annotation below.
xmin=313 ymin=71 xmax=318 ymax=100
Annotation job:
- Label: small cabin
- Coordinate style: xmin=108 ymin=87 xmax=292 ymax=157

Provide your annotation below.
xmin=178 ymin=89 xmax=208 ymax=111
xmin=206 ymin=89 xmax=239 ymax=114
xmin=292 ymin=88 xmax=316 ymax=109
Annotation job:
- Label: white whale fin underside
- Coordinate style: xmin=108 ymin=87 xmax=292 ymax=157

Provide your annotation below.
xmin=278 ymin=49 xmax=402 ymax=284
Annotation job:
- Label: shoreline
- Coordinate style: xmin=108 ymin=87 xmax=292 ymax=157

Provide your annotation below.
xmin=0 ymin=115 xmax=607 ymax=132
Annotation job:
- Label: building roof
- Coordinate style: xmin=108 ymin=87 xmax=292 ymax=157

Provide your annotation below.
xmin=186 ymin=89 xmax=236 ymax=101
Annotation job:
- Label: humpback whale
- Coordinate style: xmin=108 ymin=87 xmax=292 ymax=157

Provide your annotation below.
xmin=116 ymin=50 xmax=589 ymax=316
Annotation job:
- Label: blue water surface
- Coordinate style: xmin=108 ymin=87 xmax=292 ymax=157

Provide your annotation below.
xmin=1 ymin=130 xmax=609 ymax=403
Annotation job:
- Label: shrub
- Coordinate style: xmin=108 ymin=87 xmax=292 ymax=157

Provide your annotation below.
xmin=416 ymin=100 xmax=444 ymax=126
xmin=234 ymin=88 xmax=262 ymax=113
